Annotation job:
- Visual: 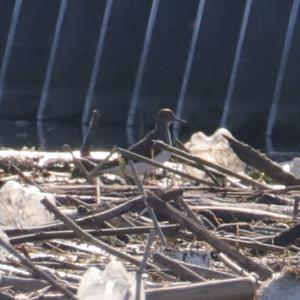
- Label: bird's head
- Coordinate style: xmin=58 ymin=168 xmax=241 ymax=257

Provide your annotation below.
xmin=156 ymin=108 xmax=186 ymax=125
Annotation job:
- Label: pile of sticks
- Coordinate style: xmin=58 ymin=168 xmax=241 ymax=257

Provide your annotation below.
xmin=0 ymin=134 xmax=300 ymax=299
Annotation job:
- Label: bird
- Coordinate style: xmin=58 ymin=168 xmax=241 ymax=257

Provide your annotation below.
xmin=101 ymin=108 xmax=186 ymax=176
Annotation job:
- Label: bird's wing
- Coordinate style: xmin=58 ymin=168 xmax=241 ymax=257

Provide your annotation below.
xmin=100 ymin=157 xmax=120 ymax=169
xmin=101 ymin=130 xmax=160 ymax=171
xmin=129 ymin=130 xmax=160 ymax=159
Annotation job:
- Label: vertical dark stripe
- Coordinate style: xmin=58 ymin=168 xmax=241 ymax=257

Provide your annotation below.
xmin=126 ymin=0 xmax=160 ymax=144
xmin=266 ymin=0 xmax=300 ymax=153
xmin=0 ymin=0 xmax=22 ymax=102
xmin=220 ymin=0 xmax=253 ymax=128
xmin=174 ymin=0 xmax=206 ymax=137
xmin=82 ymin=0 xmax=114 ymax=124
xmin=37 ymin=0 xmax=68 ymax=120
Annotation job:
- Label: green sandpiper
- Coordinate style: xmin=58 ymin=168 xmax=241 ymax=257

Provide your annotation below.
xmin=102 ymin=108 xmax=186 ymax=176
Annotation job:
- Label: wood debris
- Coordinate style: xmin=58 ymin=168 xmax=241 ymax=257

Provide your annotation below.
xmin=0 ymin=137 xmax=299 ymax=299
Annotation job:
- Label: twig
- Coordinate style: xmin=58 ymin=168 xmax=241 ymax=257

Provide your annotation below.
xmin=174 ymin=139 xmax=223 ymax=186
xmin=146 ymin=278 xmax=256 ymax=300
xmin=220 ymin=237 xmax=285 ymax=253
xmin=216 ymin=253 xmax=252 ymax=277
xmin=179 ymin=197 xmax=218 ymax=230
xmin=293 ymin=196 xmax=300 ymax=220
xmin=153 ymin=253 xmax=206 ymax=282
xmin=267 ymin=219 xmax=300 ymax=247
xmin=128 ymin=160 xmax=168 ymax=248
xmin=153 ymin=140 xmax=269 ymax=190
xmin=136 ymin=230 xmax=155 ymax=300
xmin=75 ymin=194 xmax=144 ymax=225
xmin=6 ymin=189 xmax=181 ymax=236
xmin=80 ymin=109 xmax=101 ymax=157
xmin=9 ymin=225 xmax=180 ymax=244
xmin=10 ymin=162 xmax=41 ymax=190
xmin=96 ymin=177 xmax=101 ymax=204
xmin=116 ymin=147 xmax=214 ymax=186
xmin=63 ymin=144 xmax=92 ymax=183
xmin=66 ymin=195 xmax=92 ymax=209
xmin=0 ymin=237 xmax=76 ymax=299
xmin=191 ymin=205 xmax=290 ymax=222
xmin=147 ymin=194 xmax=273 ymax=280
xmin=0 ymin=275 xmax=48 ymax=291
xmin=41 ymin=198 xmax=155 ymax=269
xmin=88 ymin=148 xmax=117 ymax=178
xmin=179 ymin=261 xmax=236 ymax=280
xmin=224 ymin=134 xmax=300 ymax=186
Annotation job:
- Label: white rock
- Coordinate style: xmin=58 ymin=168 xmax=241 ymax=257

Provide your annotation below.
xmin=0 ymin=228 xmax=11 ymax=260
xmin=184 ymin=128 xmax=245 ymax=178
xmin=259 ymin=272 xmax=300 ymax=300
xmin=289 ymin=159 xmax=300 ymax=176
xmin=0 ymin=181 xmax=55 ymax=227
xmin=283 ymin=157 xmax=300 ymax=177
xmin=78 ymin=261 xmax=145 ymax=300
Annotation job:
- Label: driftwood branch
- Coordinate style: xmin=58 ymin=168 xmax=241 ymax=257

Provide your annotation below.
xmin=153 ymin=140 xmax=270 ymax=190
xmin=8 ymin=224 xmax=179 ymax=244
xmin=191 ymin=206 xmax=290 ymax=222
xmin=0 ymin=237 xmax=76 ymax=299
xmin=267 ymin=221 xmax=300 ymax=246
xmin=116 ymin=147 xmax=214 ymax=186
xmin=147 ymin=194 xmax=273 ymax=280
xmin=179 ymin=261 xmax=236 ymax=280
xmin=146 ymin=277 xmax=256 ymax=300
xmin=224 ymin=134 xmax=300 ymax=186
xmin=41 ymin=198 xmax=156 ymax=269
xmin=80 ymin=109 xmax=101 ymax=157
xmin=0 ymin=274 xmax=48 ymax=291
xmin=153 ymin=253 xmax=206 ymax=282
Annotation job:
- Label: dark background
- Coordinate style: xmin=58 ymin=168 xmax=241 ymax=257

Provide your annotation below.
xmin=0 ymin=0 xmax=299 ymax=152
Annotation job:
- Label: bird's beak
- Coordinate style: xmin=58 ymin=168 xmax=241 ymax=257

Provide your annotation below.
xmin=173 ymin=115 xmax=187 ymax=124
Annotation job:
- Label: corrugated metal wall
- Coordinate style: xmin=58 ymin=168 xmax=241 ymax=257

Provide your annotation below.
xmin=0 ymin=0 xmax=299 ymax=152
